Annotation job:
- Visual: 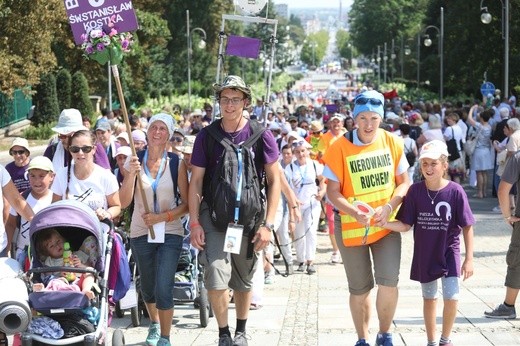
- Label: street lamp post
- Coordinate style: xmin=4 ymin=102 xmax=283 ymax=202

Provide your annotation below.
xmin=422 ymin=7 xmax=444 ymax=101
xmin=480 ymin=0 xmax=509 ymax=98
xmin=186 ymin=10 xmax=207 ymax=112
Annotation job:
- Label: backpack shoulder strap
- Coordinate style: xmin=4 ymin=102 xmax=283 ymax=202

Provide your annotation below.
xmin=242 ymin=121 xmax=265 ymax=149
xmin=17 ymin=188 xmax=32 ymax=229
xmin=344 ymin=130 xmax=354 ymax=143
xmin=205 ymin=119 xmax=235 ymax=150
xmin=167 ymin=152 xmax=179 ymax=201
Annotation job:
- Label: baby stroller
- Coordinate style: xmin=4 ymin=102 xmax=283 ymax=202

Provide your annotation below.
xmin=21 ymin=200 xmax=128 ymax=346
xmin=121 ymin=225 xmax=213 ymax=327
xmin=172 ymin=230 xmax=212 ymax=327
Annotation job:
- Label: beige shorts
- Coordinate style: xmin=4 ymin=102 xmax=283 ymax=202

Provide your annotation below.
xmin=334 ymin=213 xmax=401 ymax=295
xmin=198 ymin=202 xmax=258 ymax=291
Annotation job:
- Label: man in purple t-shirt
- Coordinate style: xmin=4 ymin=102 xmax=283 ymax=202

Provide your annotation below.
xmin=188 ymin=75 xmax=280 ymax=346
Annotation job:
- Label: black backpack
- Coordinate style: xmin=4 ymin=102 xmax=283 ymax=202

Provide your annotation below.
xmin=203 ymin=120 xmax=266 ymax=234
xmin=404 ymin=142 xmax=416 ymax=166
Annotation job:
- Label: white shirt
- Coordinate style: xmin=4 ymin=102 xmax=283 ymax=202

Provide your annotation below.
xmin=51 ymin=164 xmax=118 ymax=211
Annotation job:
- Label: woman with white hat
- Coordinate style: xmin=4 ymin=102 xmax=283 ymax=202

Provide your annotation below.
xmin=5 ymin=137 xmax=31 ymax=193
xmin=44 ymin=109 xmax=111 ymax=171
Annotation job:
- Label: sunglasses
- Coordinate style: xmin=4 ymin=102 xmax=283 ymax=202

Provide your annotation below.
xmin=58 ymin=133 xmax=72 ymax=140
xmin=312 ymin=131 xmax=322 ymax=135
xmin=11 ymin=149 xmax=27 ymax=155
xmin=171 ymin=137 xmax=184 ymax=143
xmin=354 ymin=97 xmax=383 ymax=106
xmin=69 ymin=145 xmax=94 ymax=154
xmin=291 ymin=140 xmax=306 ymax=148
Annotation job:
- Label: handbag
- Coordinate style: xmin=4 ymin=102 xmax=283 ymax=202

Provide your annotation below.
xmin=464 ymin=126 xmax=480 ymax=156
xmin=446 ymin=128 xmax=460 ymax=161
xmin=464 ymin=137 xmax=477 ymax=156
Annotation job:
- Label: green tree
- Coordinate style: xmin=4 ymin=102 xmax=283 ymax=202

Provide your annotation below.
xmin=32 ymin=73 xmax=59 ymax=126
xmin=71 ymin=71 xmax=94 ymax=117
xmin=56 ymin=69 xmax=72 ymax=111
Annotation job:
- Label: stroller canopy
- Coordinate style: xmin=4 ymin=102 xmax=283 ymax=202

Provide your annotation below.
xmin=29 ymin=200 xmax=108 ymax=271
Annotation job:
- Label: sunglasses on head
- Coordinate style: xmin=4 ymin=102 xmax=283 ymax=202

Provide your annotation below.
xmin=354 ymin=97 xmax=383 ymax=106
xmin=11 ymin=149 xmax=26 ymax=155
xmin=291 ymin=140 xmax=306 ymax=148
xmin=69 ymin=145 xmax=94 ymax=154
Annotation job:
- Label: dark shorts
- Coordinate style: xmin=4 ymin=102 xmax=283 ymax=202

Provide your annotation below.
xmin=198 ymin=202 xmax=258 ymax=291
xmin=506 ymin=222 xmax=520 ymax=288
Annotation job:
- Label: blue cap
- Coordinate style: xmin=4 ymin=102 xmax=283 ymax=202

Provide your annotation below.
xmin=353 ymin=90 xmax=385 ymax=118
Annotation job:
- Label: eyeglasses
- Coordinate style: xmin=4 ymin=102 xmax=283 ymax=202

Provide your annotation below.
xmin=11 ymin=150 xmax=26 ymax=155
xmin=69 ymin=145 xmax=94 ymax=154
xmin=354 ymin=97 xmax=383 ymax=106
xmin=58 ymin=133 xmax=72 ymax=140
xmin=205 ymin=109 xmax=212 ymax=112
xmin=220 ymin=97 xmax=244 ymax=105
xmin=171 ymin=137 xmax=184 ymax=143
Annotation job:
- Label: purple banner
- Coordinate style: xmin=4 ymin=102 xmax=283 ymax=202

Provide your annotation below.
xmin=226 ymin=35 xmax=261 ymax=59
xmin=63 ymin=0 xmax=139 ymax=45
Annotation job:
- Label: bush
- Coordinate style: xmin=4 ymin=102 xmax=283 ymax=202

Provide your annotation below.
xmin=32 ymin=73 xmax=59 ymax=126
xmin=23 ymin=123 xmax=55 ymax=140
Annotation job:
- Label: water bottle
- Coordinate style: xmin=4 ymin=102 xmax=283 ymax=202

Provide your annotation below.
xmin=62 ymin=242 xmax=76 ymax=282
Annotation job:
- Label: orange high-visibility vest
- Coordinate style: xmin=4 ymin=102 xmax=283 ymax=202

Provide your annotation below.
xmin=323 ymin=129 xmax=404 ymax=246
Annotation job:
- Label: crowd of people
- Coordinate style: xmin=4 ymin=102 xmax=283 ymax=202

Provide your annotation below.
xmin=1 ymin=75 xmax=520 ymax=346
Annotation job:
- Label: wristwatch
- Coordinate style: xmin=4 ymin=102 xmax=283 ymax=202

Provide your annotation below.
xmin=262 ymin=222 xmax=275 ymax=232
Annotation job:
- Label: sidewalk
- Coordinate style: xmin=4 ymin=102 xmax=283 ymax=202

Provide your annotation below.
xmin=108 ymin=184 xmax=520 ymax=346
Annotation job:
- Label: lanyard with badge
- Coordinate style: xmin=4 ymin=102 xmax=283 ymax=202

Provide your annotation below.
xmin=144 ymin=149 xmax=167 ymax=243
xmin=224 ymin=147 xmax=245 ymax=255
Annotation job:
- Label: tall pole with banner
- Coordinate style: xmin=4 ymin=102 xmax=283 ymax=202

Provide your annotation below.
xmin=62 ymin=0 xmax=155 ymax=238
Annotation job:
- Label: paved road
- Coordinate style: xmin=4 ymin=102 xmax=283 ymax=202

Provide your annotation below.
xmin=106 ymin=183 xmax=520 ymax=346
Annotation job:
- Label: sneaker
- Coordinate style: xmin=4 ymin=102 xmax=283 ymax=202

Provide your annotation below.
xmin=264 ymin=274 xmax=275 ymax=284
xmin=233 ymin=331 xmax=248 ymax=346
xmin=439 ymin=342 xmax=453 ymax=346
xmin=296 ymin=263 xmax=305 ymax=272
xmin=306 ymin=264 xmax=316 ymax=275
xmin=145 ymin=323 xmax=160 ymax=346
xmin=218 ymin=334 xmax=233 ymax=346
xmin=318 ymin=219 xmax=327 ymax=232
xmin=330 ymin=252 xmax=342 ymax=263
xmin=157 ymin=337 xmax=170 ymax=346
xmin=484 ymin=303 xmax=516 ymax=319
xmin=355 ymin=339 xmax=370 ymax=346
xmin=375 ymin=332 xmax=393 ymax=346
xmin=492 ymin=206 xmax=502 ymax=213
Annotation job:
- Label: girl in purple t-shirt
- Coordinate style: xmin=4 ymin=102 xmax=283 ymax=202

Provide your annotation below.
xmin=382 ymin=140 xmax=475 ymax=346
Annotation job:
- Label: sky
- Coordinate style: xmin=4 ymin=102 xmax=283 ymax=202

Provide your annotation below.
xmin=272 ymin=0 xmax=353 ymax=9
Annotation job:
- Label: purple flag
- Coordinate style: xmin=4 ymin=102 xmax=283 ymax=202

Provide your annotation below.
xmin=63 ymin=0 xmax=139 ymax=45
xmin=226 ymin=35 xmax=261 ymax=59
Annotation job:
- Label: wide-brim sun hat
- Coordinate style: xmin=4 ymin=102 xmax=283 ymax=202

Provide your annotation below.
xmin=180 ymin=135 xmax=196 ymax=154
xmin=419 ymin=140 xmax=450 ymax=160
xmin=310 ymin=121 xmax=323 ymax=132
xmin=353 ymin=90 xmax=385 ymax=118
xmin=9 ymin=137 xmax=30 ymax=155
xmin=52 ymin=109 xmax=88 ymax=134
xmin=213 ymin=75 xmax=252 ymax=101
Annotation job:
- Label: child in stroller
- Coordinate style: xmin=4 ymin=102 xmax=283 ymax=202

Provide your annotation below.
xmin=32 ymin=229 xmax=99 ymax=300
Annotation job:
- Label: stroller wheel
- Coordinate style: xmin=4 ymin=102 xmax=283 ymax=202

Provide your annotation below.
xmin=130 ymin=286 xmax=141 ymax=327
xmin=199 ymin=287 xmax=210 ymax=327
xmin=115 ymin=301 xmax=125 ymax=318
xmin=112 ymin=329 xmax=125 ymax=346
